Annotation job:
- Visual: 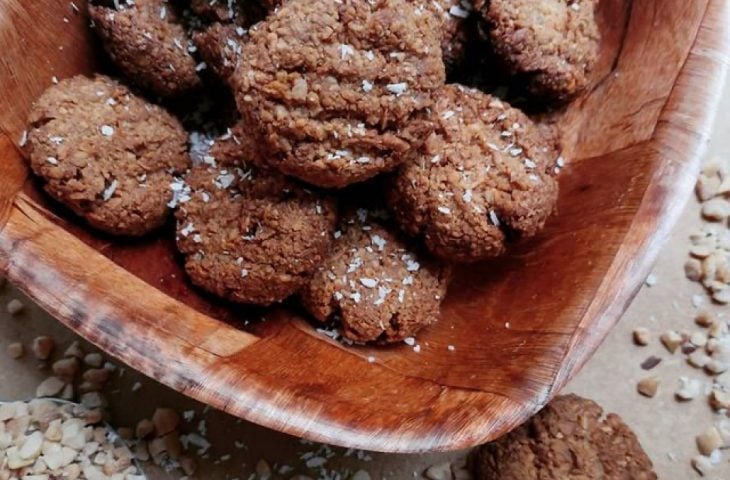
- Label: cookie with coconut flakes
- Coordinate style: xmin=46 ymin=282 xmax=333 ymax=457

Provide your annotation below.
xmin=89 ymin=0 xmax=202 ymax=97
xmin=301 ymin=210 xmax=450 ymax=343
xmin=176 ymin=129 xmax=337 ymax=305
xmin=231 ymin=0 xmax=446 ymax=188
xmin=473 ymin=394 xmax=657 ymax=480
xmin=25 ymin=75 xmax=189 ymax=236
xmin=474 ymin=0 xmax=600 ymax=102
xmin=386 ymin=85 xmax=559 ymax=263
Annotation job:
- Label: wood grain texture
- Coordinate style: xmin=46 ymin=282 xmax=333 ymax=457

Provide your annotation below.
xmin=0 ymin=0 xmax=727 ymax=453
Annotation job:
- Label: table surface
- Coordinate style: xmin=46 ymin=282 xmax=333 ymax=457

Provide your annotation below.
xmin=1 ymin=94 xmax=729 ymax=479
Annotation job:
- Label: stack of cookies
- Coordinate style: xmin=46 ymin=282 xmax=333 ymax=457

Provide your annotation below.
xmin=24 ymin=0 xmax=601 ymax=344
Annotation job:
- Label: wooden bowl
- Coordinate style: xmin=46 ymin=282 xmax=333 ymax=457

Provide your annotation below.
xmin=0 ymin=0 xmax=727 ymax=453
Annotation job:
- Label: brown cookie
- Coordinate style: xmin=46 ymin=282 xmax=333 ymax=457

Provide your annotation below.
xmin=193 ymin=22 xmax=247 ymax=82
xmin=386 ymin=85 xmax=559 ymax=263
xmin=89 ymin=0 xmax=202 ymax=97
xmin=474 ymin=0 xmax=600 ymax=102
xmin=26 ymin=75 xmax=190 ymax=236
xmin=176 ymin=127 xmax=337 ymax=305
xmin=301 ymin=210 xmax=450 ymax=343
xmin=231 ymin=0 xmax=446 ymax=188
xmin=473 ymin=394 xmax=657 ymax=480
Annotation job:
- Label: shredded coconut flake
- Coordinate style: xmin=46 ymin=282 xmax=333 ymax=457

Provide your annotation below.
xmin=102 ymin=179 xmax=118 ymax=201
xmin=339 ymin=43 xmax=354 ymax=59
xmin=489 ymin=210 xmax=501 ymax=226
xmin=360 ymin=278 xmax=378 ymax=288
xmin=449 ymin=5 xmax=470 ymax=17
xmin=386 ymin=82 xmax=408 ymax=96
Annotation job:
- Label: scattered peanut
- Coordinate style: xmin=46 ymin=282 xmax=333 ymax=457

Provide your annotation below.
xmin=710 ymin=390 xmax=730 ymax=411
xmin=31 ymin=335 xmax=54 ymax=360
xmin=83 ymin=352 xmax=103 ymax=368
xmin=695 ymin=310 xmax=715 ymax=327
xmin=425 ymin=462 xmax=452 ymax=480
xmin=676 ymin=377 xmax=702 ymax=401
xmin=35 ymin=376 xmax=66 ymax=398
xmin=692 ymin=455 xmax=714 ymax=476
xmin=152 ymin=407 xmax=180 ymax=437
xmin=63 ymin=341 xmax=84 ymax=359
xmin=687 ymin=351 xmax=710 ymax=369
xmin=6 ymin=298 xmax=24 ymax=316
xmin=135 ymin=418 xmax=154 ymax=439
xmin=52 ymin=357 xmax=80 ymax=379
xmin=660 ymin=330 xmax=684 ymax=354
xmin=632 ymin=327 xmax=650 ymax=346
xmin=352 ymin=470 xmax=372 ymax=480
xmin=637 ymin=376 xmax=660 ymax=398
xmin=696 ymin=427 xmax=723 ymax=455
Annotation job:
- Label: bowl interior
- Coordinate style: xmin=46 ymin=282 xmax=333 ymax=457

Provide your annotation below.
xmin=0 ymin=0 xmax=723 ymax=452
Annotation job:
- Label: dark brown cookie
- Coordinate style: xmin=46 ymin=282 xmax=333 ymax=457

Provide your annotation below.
xmin=176 ymin=127 xmax=337 ymax=305
xmin=25 ymin=75 xmax=190 ymax=236
xmin=89 ymin=0 xmax=202 ymax=97
xmin=193 ymin=22 xmax=247 ymax=82
xmin=474 ymin=0 xmax=600 ymax=102
xmin=386 ymin=85 xmax=559 ymax=263
xmin=473 ymin=394 xmax=657 ymax=480
xmin=231 ymin=0 xmax=446 ymax=188
xmin=25 ymin=75 xmax=189 ymax=236
xmin=301 ymin=210 xmax=450 ymax=343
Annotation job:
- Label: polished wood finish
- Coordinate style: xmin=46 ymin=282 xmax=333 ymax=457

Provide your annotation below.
xmin=0 ymin=0 xmax=728 ymax=453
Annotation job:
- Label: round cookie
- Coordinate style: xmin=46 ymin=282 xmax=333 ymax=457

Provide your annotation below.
xmin=301 ymin=210 xmax=450 ymax=343
xmin=193 ymin=23 xmax=247 ymax=83
xmin=474 ymin=0 xmax=600 ymax=102
xmin=89 ymin=0 xmax=202 ymax=97
xmin=386 ymin=85 xmax=559 ymax=263
xmin=473 ymin=394 xmax=657 ymax=480
xmin=232 ymin=0 xmax=446 ymax=188
xmin=176 ymin=128 xmax=337 ymax=306
xmin=26 ymin=75 xmax=190 ymax=236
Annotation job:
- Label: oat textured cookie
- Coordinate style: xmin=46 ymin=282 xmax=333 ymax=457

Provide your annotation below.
xmin=26 ymin=75 xmax=190 ymax=236
xmin=89 ymin=0 xmax=202 ymax=97
xmin=475 ymin=0 xmax=600 ymax=102
xmin=232 ymin=0 xmax=446 ymax=188
xmin=473 ymin=394 xmax=657 ymax=480
xmin=301 ymin=210 xmax=450 ymax=343
xmin=386 ymin=85 xmax=559 ymax=263
xmin=176 ymin=127 xmax=337 ymax=305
